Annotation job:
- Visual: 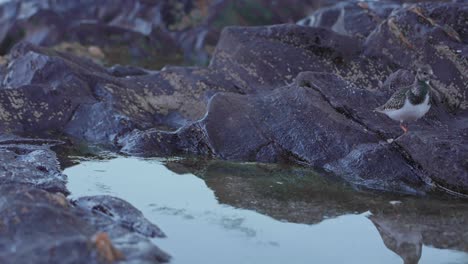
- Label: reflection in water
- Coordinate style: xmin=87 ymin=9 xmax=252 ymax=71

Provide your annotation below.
xmin=65 ymin=157 xmax=468 ymax=264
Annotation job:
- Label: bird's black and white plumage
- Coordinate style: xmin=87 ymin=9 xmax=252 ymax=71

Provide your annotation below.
xmin=375 ymin=65 xmax=434 ymax=133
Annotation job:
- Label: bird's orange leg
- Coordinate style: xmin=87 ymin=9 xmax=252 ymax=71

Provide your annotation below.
xmin=400 ymin=122 xmax=408 ymax=133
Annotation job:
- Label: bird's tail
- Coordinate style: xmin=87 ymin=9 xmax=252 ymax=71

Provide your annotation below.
xmin=374 ymin=106 xmax=384 ymax=113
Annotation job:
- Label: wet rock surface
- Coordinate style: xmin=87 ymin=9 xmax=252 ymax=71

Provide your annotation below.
xmin=0 ymin=136 xmax=169 ymax=264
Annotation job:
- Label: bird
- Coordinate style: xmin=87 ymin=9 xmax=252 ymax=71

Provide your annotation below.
xmin=375 ymin=65 xmax=434 ymax=133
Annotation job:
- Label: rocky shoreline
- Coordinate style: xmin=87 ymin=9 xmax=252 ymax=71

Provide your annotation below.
xmin=0 ymin=135 xmax=170 ymax=263
xmin=0 ymin=0 xmax=467 ymax=262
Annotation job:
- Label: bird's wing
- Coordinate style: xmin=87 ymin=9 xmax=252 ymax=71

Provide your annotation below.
xmin=375 ymin=88 xmax=409 ymax=111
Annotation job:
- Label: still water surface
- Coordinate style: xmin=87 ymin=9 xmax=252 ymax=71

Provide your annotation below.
xmin=65 ymin=157 xmax=468 ymax=264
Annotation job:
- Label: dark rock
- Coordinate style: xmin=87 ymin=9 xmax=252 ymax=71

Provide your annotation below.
xmin=0 ymin=134 xmax=170 ymax=263
xmin=210 ymin=25 xmax=370 ymax=91
xmin=74 ymin=195 xmax=166 ymax=238
xmin=0 ymin=136 xmax=67 ymax=194
xmin=0 ymin=1 xmax=467 ymax=261
xmin=323 ymin=143 xmax=427 ymax=195
xmin=64 ymin=102 xmax=136 ymax=144
xmin=0 ymin=0 xmax=182 ymax=68
xmin=0 ymin=1 xmax=19 ymax=49
xmin=0 ymin=43 xmax=236 ymax=142
xmin=120 ymin=72 xmax=436 ymax=194
xmin=107 ymin=65 xmax=153 ymax=77
xmin=121 ymin=67 xmax=467 ymax=194
xmin=381 ymin=69 xmax=415 ymax=91
xmin=0 ymin=184 xmax=170 ymax=264
xmin=297 ymin=1 xmax=398 ymax=40
xmin=0 ymin=184 xmax=96 ymax=264
xmin=396 ymin=124 xmax=468 ymax=194
xmin=363 ymin=2 xmax=467 ymax=111
xmin=0 ymin=2 xmax=467 ymax=195
xmin=119 ymin=122 xmax=215 ymax=157
xmin=127 ymin=3 xmax=465 ymax=194
xmin=0 ymin=0 xmax=338 ymax=67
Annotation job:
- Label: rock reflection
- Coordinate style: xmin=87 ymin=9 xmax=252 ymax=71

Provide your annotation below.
xmin=370 ymin=199 xmax=468 ymax=264
xmin=164 ymin=159 xmax=468 ymax=263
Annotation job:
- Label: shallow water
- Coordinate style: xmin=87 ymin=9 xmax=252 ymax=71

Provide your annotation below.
xmin=65 ymin=157 xmax=468 ymax=264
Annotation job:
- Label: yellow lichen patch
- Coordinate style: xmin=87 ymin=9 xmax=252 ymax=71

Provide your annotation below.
xmin=432 ymin=45 xmax=467 ymax=110
xmin=431 ymin=79 xmax=465 ymax=110
xmin=0 ymin=56 xmax=7 ymax=65
xmin=104 ymin=83 xmax=117 ymax=94
xmin=53 ymin=42 xmax=106 ymax=65
xmin=357 ymin=2 xmax=369 ymax=9
xmin=24 ymin=192 xmax=35 ymax=200
xmin=387 ymin=17 xmax=414 ymax=50
xmin=408 ymin=6 xmax=437 ymax=26
xmin=243 ymin=63 xmax=265 ymax=84
xmin=439 ymin=25 xmax=462 ymax=43
xmin=162 ymin=72 xmax=187 ymax=90
xmin=93 ymin=232 xmax=125 ymax=263
xmin=33 ymin=111 xmax=43 ymax=119
xmin=39 ymin=102 xmax=49 ymax=110
xmin=434 ymin=45 xmax=468 ymax=78
xmin=357 ymin=2 xmax=381 ymax=23
xmin=88 ymin=46 xmax=105 ymax=59
xmin=0 ymin=103 xmax=12 ymax=122
xmin=10 ymin=97 xmax=24 ymax=109
xmin=46 ymin=192 xmax=69 ymax=208
xmin=8 ymin=90 xmax=26 ymax=109
xmin=408 ymin=5 xmax=461 ymax=42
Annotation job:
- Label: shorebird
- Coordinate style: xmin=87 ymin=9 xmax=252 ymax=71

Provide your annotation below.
xmin=375 ymin=65 xmax=434 ymax=133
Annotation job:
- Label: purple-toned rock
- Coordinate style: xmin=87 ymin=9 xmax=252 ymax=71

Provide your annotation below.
xmin=0 ymin=134 xmax=170 ymax=264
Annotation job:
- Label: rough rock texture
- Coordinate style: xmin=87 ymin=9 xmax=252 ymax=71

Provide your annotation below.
xmin=0 ymin=42 xmax=237 ymax=142
xmin=0 ymin=1 xmax=466 ymax=262
xmin=0 ymin=135 xmax=67 ymax=193
xmin=119 ymin=2 xmax=468 ymax=195
xmin=0 ymin=136 xmax=170 ymax=264
xmin=297 ymin=1 xmax=400 ymax=40
xmin=74 ymin=196 xmax=166 ymax=238
xmin=363 ymin=3 xmax=468 ymax=111
xmin=0 ymin=0 xmax=335 ymax=67
xmin=0 ymin=1 xmax=467 ymax=196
